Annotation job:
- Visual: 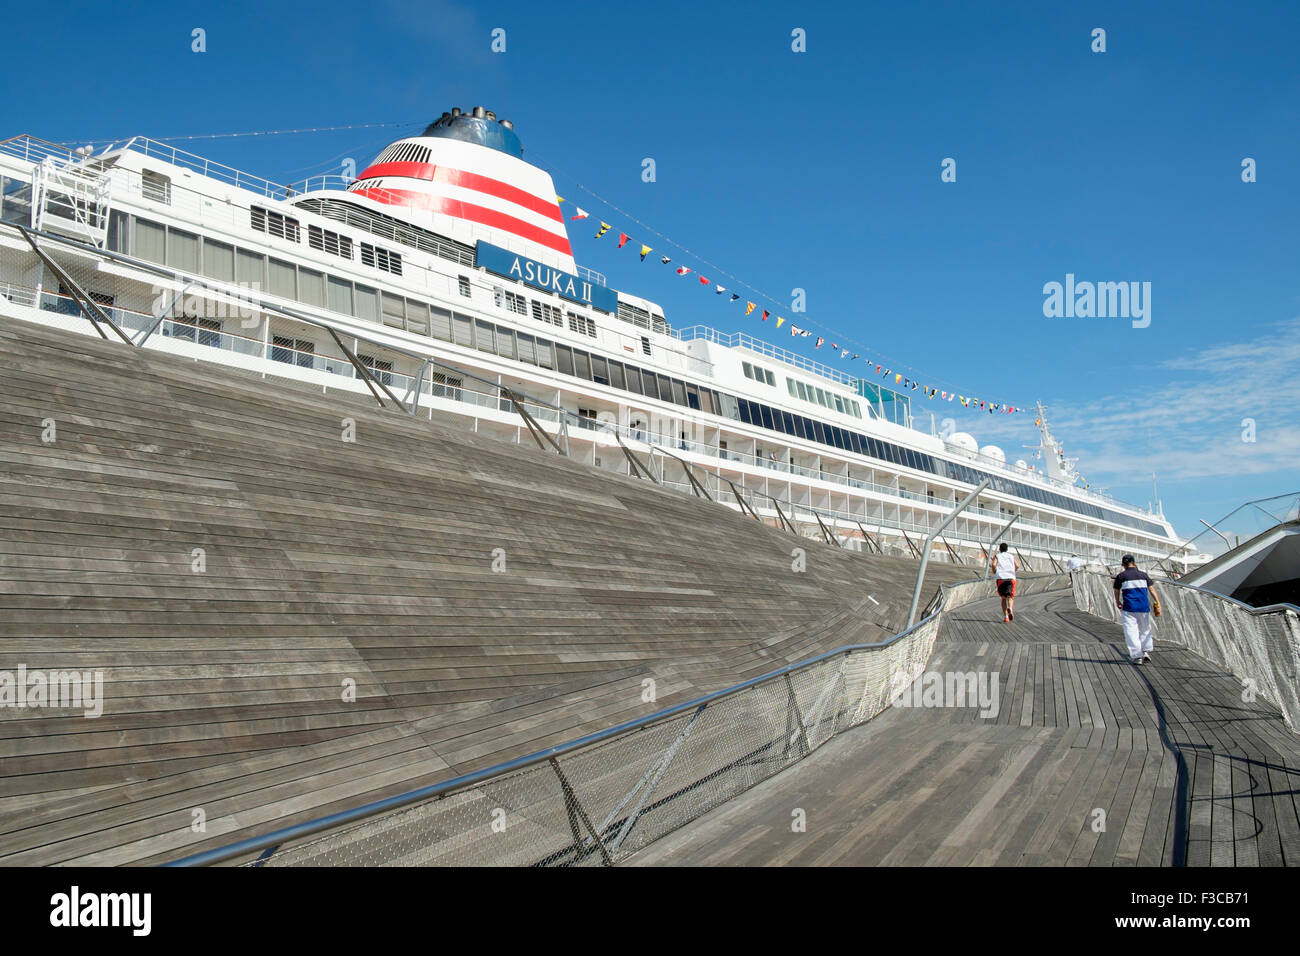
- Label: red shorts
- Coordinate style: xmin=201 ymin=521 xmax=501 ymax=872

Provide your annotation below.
xmin=996 ymin=579 xmax=1016 ymax=598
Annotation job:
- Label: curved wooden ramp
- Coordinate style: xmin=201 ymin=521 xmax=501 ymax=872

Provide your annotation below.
xmin=628 ymin=590 xmax=1300 ymax=866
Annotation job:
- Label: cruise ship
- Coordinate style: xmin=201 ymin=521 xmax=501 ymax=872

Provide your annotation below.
xmin=0 ymin=107 xmax=1187 ymax=570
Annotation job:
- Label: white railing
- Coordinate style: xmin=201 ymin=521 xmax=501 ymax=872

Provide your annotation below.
xmin=9 ymin=272 xmax=1167 ymax=560
xmin=674 ymin=325 xmax=864 ymax=389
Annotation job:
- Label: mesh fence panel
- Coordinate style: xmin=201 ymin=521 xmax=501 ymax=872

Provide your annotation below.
xmin=249 ymin=573 xmax=1070 ymax=867
xmin=1071 ymin=571 xmax=1300 ymax=729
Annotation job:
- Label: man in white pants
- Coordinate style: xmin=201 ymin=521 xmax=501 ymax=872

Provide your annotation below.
xmin=1113 ymin=555 xmax=1161 ymax=664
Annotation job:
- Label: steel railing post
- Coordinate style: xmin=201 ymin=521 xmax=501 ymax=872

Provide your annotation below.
xmin=907 ymin=478 xmax=990 ymax=627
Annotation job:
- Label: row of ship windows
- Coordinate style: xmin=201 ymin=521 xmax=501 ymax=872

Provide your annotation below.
xmin=249 ymin=206 xmax=403 ymax=276
xmin=743 ymin=360 xmax=866 ymax=419
xmin=99 ymin=214 xmax=1162 ymax=537
xmin=105 ymin=213 xmax=614 ymax=346
xmin=148 ymin=289 xmax=1162 ymax=539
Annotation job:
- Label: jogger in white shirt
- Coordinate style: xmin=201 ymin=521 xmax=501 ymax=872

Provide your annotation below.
xmin=991 ymin=543 xmax=1018 ymax=623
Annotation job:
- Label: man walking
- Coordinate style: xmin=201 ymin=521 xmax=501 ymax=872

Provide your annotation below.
xmin=1114 ymin=555 xmax=1160 ymax=664
xmin=991 ymin=542 xmax=1017 ymax=623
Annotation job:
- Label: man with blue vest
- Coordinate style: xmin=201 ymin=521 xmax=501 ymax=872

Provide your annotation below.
xmin=1114 ymin=555 xmax=1161 ymax=664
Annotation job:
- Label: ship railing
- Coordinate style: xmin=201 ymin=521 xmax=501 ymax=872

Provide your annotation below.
xmin=166 ymin=565 xmax=1072 ymax=867
xmin=0 ymin=134 xmax=306 ymax=202
xmin=10 ymin=271 xmax=1157 ymax=560
xmin=9 ymin=284 xmax=1159 ymax=560
xmin=0 ymin=135 xmax=82 ymax=167
xmin=673 ymin=325 xmax=862 ymax=389
xmin=673 ymin=325 xmax=1143 ymax=515
xmin=3 ymin=220 xmax=1163 ymax=557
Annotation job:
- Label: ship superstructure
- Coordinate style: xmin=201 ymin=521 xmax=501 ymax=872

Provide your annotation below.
xmin=0 ymin=109 xmax=1187 ymax=568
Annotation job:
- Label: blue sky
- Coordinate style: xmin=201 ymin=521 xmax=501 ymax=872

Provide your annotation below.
xmin=6 ymin=0 xmax=1298 ymax=540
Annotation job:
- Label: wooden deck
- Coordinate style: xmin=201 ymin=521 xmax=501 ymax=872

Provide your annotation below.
xmin=628 ymin=590 xmax=1300 ymax=866
xmin=0 ymin=314 xmax=975 ymax=866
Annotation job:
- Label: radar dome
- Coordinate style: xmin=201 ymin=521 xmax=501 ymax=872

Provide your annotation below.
xmin=1014 ymin=459 xmax=1029 ymax=473
xmin=944 ymin=432 xmax=978 ymax=457
xmin=979 ymin=445 xmax=1006 ymax=465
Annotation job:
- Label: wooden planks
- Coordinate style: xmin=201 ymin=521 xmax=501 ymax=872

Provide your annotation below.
xmin=628 ymin=590 xmax=1300 ymax=867
xmin=0 ymin=314 xmax=976 ymax=865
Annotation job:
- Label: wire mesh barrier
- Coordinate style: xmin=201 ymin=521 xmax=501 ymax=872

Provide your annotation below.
xmin=166 ymin=573 xmax=1070 ymax=867
xmin=1071 ymin=571 xmax=1300 ymax=730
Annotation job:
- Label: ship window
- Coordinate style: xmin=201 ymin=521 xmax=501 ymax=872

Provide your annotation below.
xmin=432 ymin=372 xmax=462 ymax=401
xmin=590 ymin=355 xmax=609 ymax=386
xmin=405 ymin=300 xmax=429 ymax=335
xmin=167 ymin=228 xmax=200 ymax=273
xmin=656 ymin=374 xmax=674 ymax=404
xmin=298 ymin=267 xmax=325 ymax=308
xmin=671 ymin=379 xmax=687 ymax=406
xmin=759 ymin=405 xmax=774 ymax=430
xmin=359 ymin=354 xmax=394 ymax=386
xmin=236 ymin=249 xmax=265 ymax=287
xmin=141 ymin=170 xmax=172 ymax=204
xmin=268 ymin=258 xmax=296 ymax=298
xmin=567 ymin=312 xmax=596 ymax=337
xmin=787 ymin=379 xmax=797 ymax=398
xmin=781 ymin=411 xmax=795 ymax=434
xmin=535 ymin=338 xmax=553 ymax=369
xmin=105 ymin=210 xmax=129 ymax=252
xmin=738 ymin=400 xmax=753 ymax=425
xmin=380 ymin=293 xmax=405 ymax=329
xmin=168 ymin=315 xmax=220 ymax=347
xmin=699 ymin=389 xmax=714 ymax=415
xmin=640 ymin=336 xmax=651 ymax=356
xmin=833 ymin=395 xmax=845 ymax=414
xmin=354 ymin=284 xmax=379 ymax=323
xmin=452 ymin=312 xmax=474 ymax=347
xmin=516 ymin=331 xmax=536 ymax=364
xmin=500 ymin=290 xmax=527 ymax=316
xmin=251 ymin=206 xmax=300 ymax=242
xmin=531 ymin=300 xmax=562 ymax=326
xmin=327 ymin=275 xmax=353 ymax=315
xmin=429 ymin=305 xmax=452 ymax=341
xmin=360 ymin=241 xmax=401 ymax=274
xmin=458 ymin=275 xmax=471 ymax=297
xmin=496 ymin=326 xmax=516 ymax=359
xmin=574 ymin=350 xmax=594 ymax=380
xmin=608 ymin=360 xmax=626 ymax=391
xmin=202 ymin=239 xmax=235 ymax=282
xmin=685 ymin=384 xmax=701 ymax=410
xmin=271 ymin=335 xmax=314 ymax=368
xmin=475 ymin=319 xmax=495 ymax=353
xmin=310 ymin=225 xmax=354 ymax=260
xmin=554 ymin=344 xmax=574 ymax=377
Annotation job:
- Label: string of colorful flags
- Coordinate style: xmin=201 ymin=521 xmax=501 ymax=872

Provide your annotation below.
xmin=555 ymin=196 xmax=1027 ymax=415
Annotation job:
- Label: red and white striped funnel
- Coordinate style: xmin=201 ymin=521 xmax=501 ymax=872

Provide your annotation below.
xmin=346 ymin=107 xmax=574 ymax=272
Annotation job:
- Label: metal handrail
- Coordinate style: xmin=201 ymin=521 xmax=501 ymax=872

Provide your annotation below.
xmin=166 ymin=569 xmax=1069 ymax=867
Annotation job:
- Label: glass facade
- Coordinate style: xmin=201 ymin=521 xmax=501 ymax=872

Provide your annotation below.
xmin=856 ymin=381 xmax=910 ymax=427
